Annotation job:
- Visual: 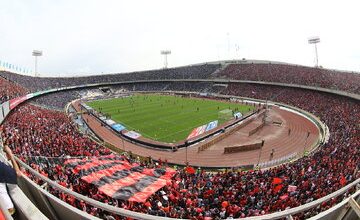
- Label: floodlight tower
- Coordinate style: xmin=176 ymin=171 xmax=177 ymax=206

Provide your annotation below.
xmin=308 ymin=37 xmax=320 ymax=67
xmin=32 ymin=50 xmax=43 ymax=77
xmin=160 ymin=50 xmax=171 ymax=69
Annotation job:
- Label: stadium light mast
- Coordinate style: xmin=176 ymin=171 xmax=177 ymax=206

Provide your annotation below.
xmin=226 ymin=32 xmax=230 ymax=59
xmin=32 ymin=50 xmax=43 ymax=77
xmin=308 ymin=37 xmax=320 ymax=67
xmin=160 ymin=50 xmax=171 ymax=69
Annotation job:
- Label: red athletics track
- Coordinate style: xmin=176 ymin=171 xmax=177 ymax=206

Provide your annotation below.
xmin=72 ymin=100 xmax=320 ymax=168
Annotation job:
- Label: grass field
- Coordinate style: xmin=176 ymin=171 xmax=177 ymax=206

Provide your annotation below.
xmin=87 ymin=94 xmax=254 ymax=143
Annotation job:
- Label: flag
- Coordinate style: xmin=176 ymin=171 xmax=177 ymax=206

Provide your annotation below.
xmin=307 ymin=166 xmax=312 ymax=172
xmin=301 ymin=168 xmax=305 ymax=176
xmin=185 ymin=166 xmax=195 ymax=174
xmin=273 ymin=184 xmax=283 ymax=193
xmin=287 ymin=185 xmax=297 ymax=192
xmin=340 ymin=176 xmax=346 ymax=186
xmin=66 ymin=156 xmax=175 ymax=203
xmin=273 ymin=177 xmax=283 ymax=185
xmin=280 ymin=194 xmax=288 ymax=200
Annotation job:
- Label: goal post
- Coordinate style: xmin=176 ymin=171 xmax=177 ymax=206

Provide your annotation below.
xmin=218 ymin=109 xmax=233 ymax=121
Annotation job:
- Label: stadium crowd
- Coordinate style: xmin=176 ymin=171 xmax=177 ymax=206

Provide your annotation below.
xmin=1 ymin=104 xmax=111 ymax=158
xmin=30 ymin=82 xmax=214 ymax=109
xmin=0 ymin=64 xmax=220 ymax=92
xmin=0 ymin=76 xmax=27 ymax=104
xmin=0 ymin=63 xmax=360 ymax=219
xmin=31 ymin=90 xmax=83 ymax=110
xmin=218 ymin=63 xmax=360 ymax=94
xmin=0 ymin=73 xmax=359 ymax=219
xmin=2 ymin=62 xmax=360 ymax=96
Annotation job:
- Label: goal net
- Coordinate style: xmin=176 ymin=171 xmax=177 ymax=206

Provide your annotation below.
xmin=218 ymin=109 xmax=233 ymax=121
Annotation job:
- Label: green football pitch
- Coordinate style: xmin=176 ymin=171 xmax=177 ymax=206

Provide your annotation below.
xmin=86 ymin=94 xmax=254 ymax=143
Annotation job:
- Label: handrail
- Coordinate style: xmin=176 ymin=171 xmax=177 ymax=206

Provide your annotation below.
xmin=257 ymin=152 xmax=297 ymax=169
xmin=0 ymin=145 xmax=47 ymax=220
xmin=0 ymin=197 xmax=13 ymax=220
xmin=240 ymin=178 xmax=360 ymax=220
xmin=307 ymin=190 xmax=360 ymax=220
xmin=0 ymin=146 xmax=13 ymax=220
xmin=15 ymin=155 xmax=360 ymax=220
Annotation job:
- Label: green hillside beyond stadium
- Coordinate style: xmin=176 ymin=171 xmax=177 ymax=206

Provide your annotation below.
xmin=87 ymin=94 xmax=254 ymax=143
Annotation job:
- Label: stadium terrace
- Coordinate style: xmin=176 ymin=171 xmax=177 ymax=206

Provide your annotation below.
xmin=0 ymin=60 xmax=359 ymax=220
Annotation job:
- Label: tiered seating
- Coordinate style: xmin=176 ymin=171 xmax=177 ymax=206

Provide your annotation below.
xmin=0 ymin=64 xmax=220 ymax=92
xmin=0 ymin=71 xmax=359 ymax=219
xmin=0 ymin=77 xmax=27 ymax=104
xmin=218 ymin=63 xmax=360 ymax=93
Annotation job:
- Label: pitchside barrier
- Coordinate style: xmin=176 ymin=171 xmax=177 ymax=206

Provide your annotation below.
xmin=198 ymin=108 xmax=265 ymax=153
xmin=248 ymin=121 xmax=265 ymax=136
xmin=224 ymin=142 xmax=262 ymax=154
xmin=257 ymin=152 xmax=297 ymax=169
xmin=197 ymin=122 xmax=249 ymax=153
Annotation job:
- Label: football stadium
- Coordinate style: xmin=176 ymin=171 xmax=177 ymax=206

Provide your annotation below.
xmin=0 ymin=1 xmax=359 ymax=220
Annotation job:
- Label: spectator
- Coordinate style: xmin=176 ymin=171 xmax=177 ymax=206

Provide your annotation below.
xmin=0 ymin=145 xmax=22 ymax=215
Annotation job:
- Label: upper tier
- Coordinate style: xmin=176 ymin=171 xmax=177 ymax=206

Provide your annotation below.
xmin=216 ymin=62 xmax=360 ymax=94
xmin=1 ymin=61 xmax=359 ymax=94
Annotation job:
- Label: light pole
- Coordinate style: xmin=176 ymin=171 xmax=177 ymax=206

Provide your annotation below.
xmin=160 ymin=50 xmax=171 ymax=69
xmin=257 ymin=140 xmax=265 ymax=165
xmin=308 ymin=37 xmax=320 ymax=67
xmin=303 ymin=131 xmax=310 ymax=155
xmin=185 ymin=141 xmax=188 ymax=166
xmin=32 ymin=50 xmax=43 ymax=77
xmin=235 ymin=44 xmax=240 ymax=60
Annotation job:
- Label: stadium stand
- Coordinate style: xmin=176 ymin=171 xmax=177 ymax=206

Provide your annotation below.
xmin=0 ymin=76 xmax=27 ymax=104
xmin=0 ymin=62 xmax=359 ymax=219
xmin=0 ymin=64 xmax=220 ymax=92
xmin=216 ymin=63 xmax=360 ymax=94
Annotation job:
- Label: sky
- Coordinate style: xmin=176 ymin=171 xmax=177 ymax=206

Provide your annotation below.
xmin=0 ymin=0 xmax=359 ymax=77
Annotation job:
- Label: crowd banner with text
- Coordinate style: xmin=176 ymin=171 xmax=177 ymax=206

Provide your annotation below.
xmin=188 ymin=120 xmax=220 ymax=139
xmin=187 ymin=124 xmax=207 ymax=139
xmin=124 ymin=131 xmax=141 ymax=139
xmin=205 ymin=120 xmax=218 ymax=132
xmin=234 ymin=112 xmax=242 ymax=118
xmin=81 ymin=104 xmax=93 ymax=111
xmin=105 ymin=119 xmax=116 ymax=126
xmin=111 ymin=124 xmax=126 ymax=132
xmin=9 ymin=95 xmax=28 ymax=110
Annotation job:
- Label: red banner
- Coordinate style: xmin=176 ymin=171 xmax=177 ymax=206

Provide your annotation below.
xmin=9 ymin=95 xmax=28 ymax=110
xmin=66 ymin=157 xmax=175 ymax=203
xmin=187 ymin=125 xmax=207 ymax=139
